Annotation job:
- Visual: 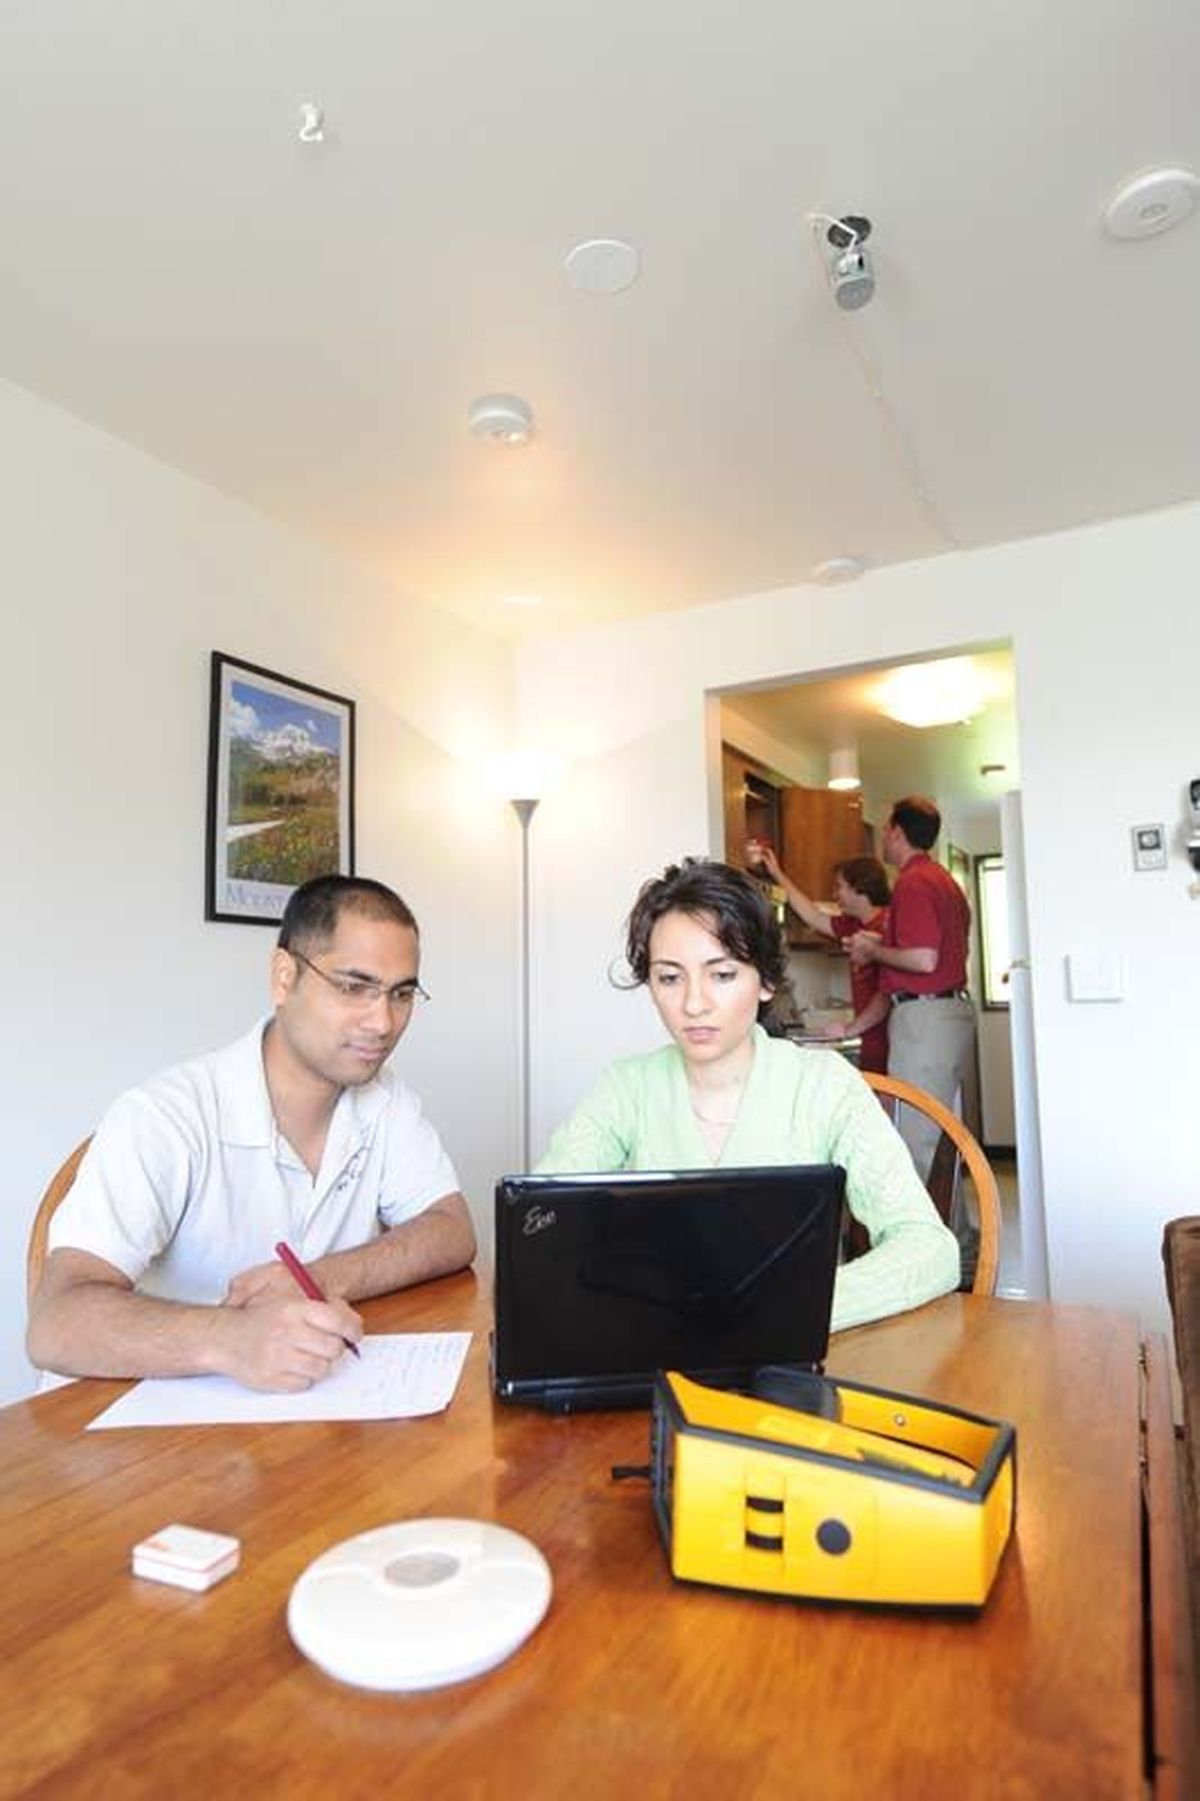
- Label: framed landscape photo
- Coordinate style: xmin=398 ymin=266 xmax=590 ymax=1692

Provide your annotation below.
xmin=205 ymin=652 xmax=355 ymax=925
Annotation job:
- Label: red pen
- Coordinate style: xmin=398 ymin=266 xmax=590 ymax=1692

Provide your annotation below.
xmin=274 ymin=1241 xmax=362 ymax=1358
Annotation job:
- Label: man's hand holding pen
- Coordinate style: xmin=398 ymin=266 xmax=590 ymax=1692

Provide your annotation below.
xmin=216 ymin=1245 xmax=363 ymax=1391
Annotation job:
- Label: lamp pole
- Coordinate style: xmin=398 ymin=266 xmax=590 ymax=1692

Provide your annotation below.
xmin=509 ymin=796 xmax=539 ymax=1170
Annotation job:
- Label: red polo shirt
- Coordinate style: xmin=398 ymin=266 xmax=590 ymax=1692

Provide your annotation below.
xmin=880 ymin=854 xmax=970 ymax=995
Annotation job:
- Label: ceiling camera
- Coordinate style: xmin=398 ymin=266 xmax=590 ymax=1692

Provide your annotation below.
xmin=825 ymin=215 xmax=875 ymax=311
xmin=831 ymin=245 xmax=875 ymax=310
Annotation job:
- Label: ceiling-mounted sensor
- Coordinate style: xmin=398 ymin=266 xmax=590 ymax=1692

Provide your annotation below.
xmin=1104 ymin=167 xmax=1200 ymax=240
xmin=468 ymin=394 xmax=534 ymax=446
xmin=565 ymin=239 xmax=640 ymax=295
xmin=297 ymin=102 xmax=325 ymax=144
xmin=811 ymin=555 xmax=866 ymax=585
xmin=826 ymin=216 xmax=875 ymax=310
xmin=825 ymin=215 xmax=872 ymax=252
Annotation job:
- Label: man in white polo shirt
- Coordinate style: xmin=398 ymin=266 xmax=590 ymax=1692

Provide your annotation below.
xmin=27 ymin=876 xmax=475 ymax=1392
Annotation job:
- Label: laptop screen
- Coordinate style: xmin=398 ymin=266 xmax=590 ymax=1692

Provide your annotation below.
xmin=493 ymin=1165 xmax=845 ymax=1409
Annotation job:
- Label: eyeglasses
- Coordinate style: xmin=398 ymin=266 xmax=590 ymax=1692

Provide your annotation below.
xmin=290 ymin=949 xmax=430 ymax=1012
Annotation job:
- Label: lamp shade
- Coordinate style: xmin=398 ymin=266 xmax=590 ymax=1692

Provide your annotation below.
xmin=827 ymin=747 xmax=861 ymax=792
xmin=487 ymin=748 xmax=566 ymax=803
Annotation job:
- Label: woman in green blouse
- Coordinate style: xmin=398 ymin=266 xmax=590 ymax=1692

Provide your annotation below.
xmin=537 ymin=858 xmax=958 ymax=1334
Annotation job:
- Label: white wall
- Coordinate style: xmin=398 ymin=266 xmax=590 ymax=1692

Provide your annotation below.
xmin=2 ymin=379 xmax=518 ymax=1403
xmin=719 ymin=703 xmax=825 ymax=788
xmin=517 ymin=504 xmax=1200 ymax=1336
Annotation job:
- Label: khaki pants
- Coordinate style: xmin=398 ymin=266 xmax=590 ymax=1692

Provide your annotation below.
xmin=887 ymin=995 xmax=978 ymax=1194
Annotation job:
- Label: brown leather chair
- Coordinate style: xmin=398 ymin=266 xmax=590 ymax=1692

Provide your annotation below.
xmin=859 ymin=1071 xmax=1001 ymax=1297
xmin=26 ymin=1137 xmax=92 ymax=1310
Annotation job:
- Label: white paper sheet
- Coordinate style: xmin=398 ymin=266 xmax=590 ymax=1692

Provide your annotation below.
xmin=85 ymin=1333 xmax=471 ymax=1430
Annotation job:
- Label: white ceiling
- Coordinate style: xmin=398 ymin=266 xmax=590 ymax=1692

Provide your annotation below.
xmin=3 ymin=3 xmax=1198 ymax=638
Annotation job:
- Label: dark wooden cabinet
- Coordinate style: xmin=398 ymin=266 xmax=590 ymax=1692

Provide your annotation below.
xmin=721 ymin=749 xmax=872 ymax=944
xmin=722 ymin=745 xmax=781 ymax=871
xmin=779 ymin=785 xmax=869 ymax=901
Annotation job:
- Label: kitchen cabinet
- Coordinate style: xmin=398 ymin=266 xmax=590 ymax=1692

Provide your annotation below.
xmin=722 ymin=745 xmax=781 ymax=870
xmin=779 ymin=786 xmax=869 ymax=897
xmin=778 ymin=786 xmax=872 ymax=945
xmin=721 ymin=748 xmax=872 ymax=932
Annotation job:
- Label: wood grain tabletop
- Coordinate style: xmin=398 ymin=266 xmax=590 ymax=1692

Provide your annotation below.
xmin=0 ymin=1277 xmax=1167 ymax=1800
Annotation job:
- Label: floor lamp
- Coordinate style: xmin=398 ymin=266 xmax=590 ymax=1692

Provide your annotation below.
xmin=497 ymin=749 xmax=563 ymax=1172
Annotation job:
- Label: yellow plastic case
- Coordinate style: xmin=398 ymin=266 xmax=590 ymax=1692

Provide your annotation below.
xmin=650 ymin=1369 xmax=1015 ymax=1609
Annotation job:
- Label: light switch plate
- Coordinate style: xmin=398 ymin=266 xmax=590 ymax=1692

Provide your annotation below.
xmin=1131 ymin=823 xmax=1167 ymax=871
xmin=1066 ymin=951 xmax=1126 ymax=1003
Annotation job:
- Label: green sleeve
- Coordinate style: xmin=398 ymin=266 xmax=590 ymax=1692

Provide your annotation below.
xmin=535 ymin=1063 xmax=635 ymax=1173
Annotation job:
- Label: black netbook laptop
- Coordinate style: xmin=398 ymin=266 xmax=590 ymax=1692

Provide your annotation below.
xmin=492 ymin=1165 xmax=845 ymax=1411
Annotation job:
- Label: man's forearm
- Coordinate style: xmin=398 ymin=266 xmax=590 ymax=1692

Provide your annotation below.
xmin=30 ymin=1254 xmax=362 ymax=1391
xmin=29 ymin=1277 xmax=237 ymax=1381
xmin=871 ymin=941 xmax=937 ymax=974
xmin=846 ymin=991 xmax=890 ymax=1038
xmin=310 ymin=1193 xmax=476 ymax=1304
xmin=778 ymin=876 xmax=834 ymax=937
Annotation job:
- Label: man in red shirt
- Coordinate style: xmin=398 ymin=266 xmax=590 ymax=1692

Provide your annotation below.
xmin=848 ymin=796 xmax=976 ymax=1189
xmin=746 ymin=845 xmax=891 ymax=1073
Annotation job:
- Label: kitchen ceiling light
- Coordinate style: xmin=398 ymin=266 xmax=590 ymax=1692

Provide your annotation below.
xmin=828 ymin=748 xmax=861 ymax=792
xmin=468 ymin=394 xmax=534 ymax=446
xmin=874 ymin=657 xmax=988 ymax=729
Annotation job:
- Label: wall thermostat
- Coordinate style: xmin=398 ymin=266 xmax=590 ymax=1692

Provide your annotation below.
xmin=1131 ymin=824 xmax=1167 ymax=872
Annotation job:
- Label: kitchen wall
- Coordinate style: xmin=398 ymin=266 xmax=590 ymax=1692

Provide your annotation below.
xmin=517 ymin=503 xmax=1200 ymax=1334
xmin=2 ymin=377 xmax=517 ymax=1404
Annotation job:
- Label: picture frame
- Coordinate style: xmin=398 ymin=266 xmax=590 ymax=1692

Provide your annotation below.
xmin=205 ymin=651 xmax=355 ymax=925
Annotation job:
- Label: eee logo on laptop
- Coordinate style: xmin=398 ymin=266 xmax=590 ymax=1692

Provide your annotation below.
xmin=522 ymin=1206 xmax=557 ymax=1237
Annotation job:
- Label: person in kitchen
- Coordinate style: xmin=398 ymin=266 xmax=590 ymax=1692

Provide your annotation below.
xmin=746 ymin=841 xmax=891 ymax=1074
xmin=536 ymin=857 xmax=958 ymax=1333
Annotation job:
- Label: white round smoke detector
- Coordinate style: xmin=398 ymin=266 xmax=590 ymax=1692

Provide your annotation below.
xmin=811 ymin=555 xmax=866 ymax=585
xmin=468 ymin=393 xmax=535 ymax=445
xmin=1103 ymin=167 xmax=1200 ymax=240
xmin=288 ymin=1519 xmax=552 ymax=1692
xmin=564 ymin=238 xmax=640 ymax=295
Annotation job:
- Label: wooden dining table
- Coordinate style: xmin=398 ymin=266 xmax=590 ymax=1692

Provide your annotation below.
xmin=1 ymin=1275 xmax=1193 ymax=1799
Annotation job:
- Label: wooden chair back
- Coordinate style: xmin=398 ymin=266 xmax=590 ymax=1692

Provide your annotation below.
xmin=860 ymin=1071 xmax=1001 ymax=1297
xmin=27 ymin=1137 xmax=92 ymax=1310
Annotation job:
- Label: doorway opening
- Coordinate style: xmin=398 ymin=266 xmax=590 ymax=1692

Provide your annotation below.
xmin=708 ymin=642 xmax=1040 ymax=1299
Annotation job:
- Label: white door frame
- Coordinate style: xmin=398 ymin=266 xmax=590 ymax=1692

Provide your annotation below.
xmin=1000 ymin=789 xmax=1049 ymax=1299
